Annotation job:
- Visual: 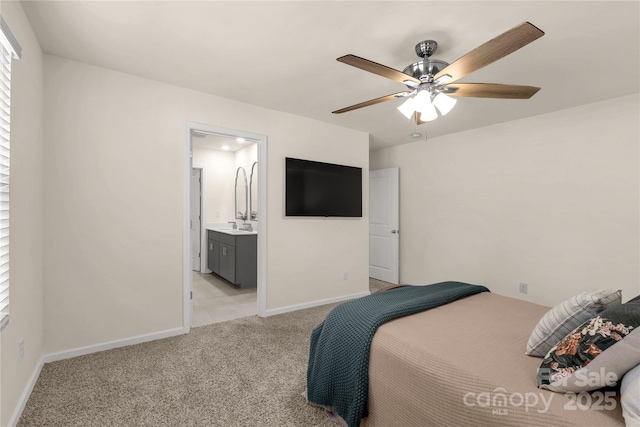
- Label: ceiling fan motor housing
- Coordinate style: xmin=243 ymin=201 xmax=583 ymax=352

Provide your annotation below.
xmin=403 ymin=40 xmax=450 ymax=85
xmin=402 ymin=58 xmax=450 ymax=85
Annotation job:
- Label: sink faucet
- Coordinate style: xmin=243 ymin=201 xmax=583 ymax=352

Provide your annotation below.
xmin=228 ymin=221 xmax=237 ymax=230
xmin=239 ymin=222 xmax=253 ymax=232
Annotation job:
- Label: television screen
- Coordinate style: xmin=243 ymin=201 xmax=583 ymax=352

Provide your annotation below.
xmin=285 ymin=157 xmax=362 ymax=217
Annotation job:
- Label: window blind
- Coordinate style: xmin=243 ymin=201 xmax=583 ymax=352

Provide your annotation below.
xmin=0 ymin=16 xmax=21 ymax=330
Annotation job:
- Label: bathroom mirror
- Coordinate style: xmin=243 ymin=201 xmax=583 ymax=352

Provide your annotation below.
xmin=249 ymin=162 xmax=258 ymax=221
xmin=235 ymin=167 xmax=248 ymax=220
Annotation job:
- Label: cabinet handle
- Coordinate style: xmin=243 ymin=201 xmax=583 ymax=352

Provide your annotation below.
xmin=210 ymin=243 xmax=213 ymax=250
xmin=222 ymin=247 xmax=227 ymax=256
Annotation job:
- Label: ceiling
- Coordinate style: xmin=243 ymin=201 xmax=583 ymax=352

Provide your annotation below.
xmin=191 ymin=132 xmax=257 ymax=152
xmin=21 ymin=1 xmax=640 ymax=150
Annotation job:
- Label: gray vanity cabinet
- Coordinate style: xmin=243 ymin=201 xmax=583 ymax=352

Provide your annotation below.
xmin=207 ymin=230 xmax=257 ymax=288
xmin=219 ymin=239 xmax=236 ymax=284
xmin=207 ymin=231 xmax=220 ymax=275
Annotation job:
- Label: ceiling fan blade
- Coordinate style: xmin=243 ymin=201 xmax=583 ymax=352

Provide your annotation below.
xmin=332 ymin=92 xmax=411 ymax=114
xmin=444 ymin=83 xmax=540 ymax=99
xmin=337 ymin=54 xmax=421 ymax=85
xmin=434 ymin=22 xmax=544 ymax=84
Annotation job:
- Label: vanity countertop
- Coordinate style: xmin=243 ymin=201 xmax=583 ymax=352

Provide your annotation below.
xmin=206 ymin=226 xmax=257 ymax=236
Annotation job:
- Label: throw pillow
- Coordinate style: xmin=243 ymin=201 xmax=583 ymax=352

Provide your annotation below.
xmin=621 ymin=363 xmax=640 ymax=427
xmin=526 ymin=289 xmax=622 ymax=357
xmin=537 ymin=298 xmax=640 ymax=392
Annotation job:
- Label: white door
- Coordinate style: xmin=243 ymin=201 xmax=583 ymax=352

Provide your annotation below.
xmin=190 ymin=168 xmax=202 ymax=271
xmin=369 ymin=168 xmax=399 ymax=284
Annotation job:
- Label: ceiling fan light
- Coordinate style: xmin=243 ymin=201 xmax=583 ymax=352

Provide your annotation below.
xmin=415 ymin=91 xmax=437 ymax=121
xmin=419 ymin=107 xmax=437 ymax=122
xmin=434 ymin=93 xmax=457 ymax=115
xmin=413 ymin=90 xmax=432 ymax=111
xmin=397 ymin=97 xmax=416 ymax=119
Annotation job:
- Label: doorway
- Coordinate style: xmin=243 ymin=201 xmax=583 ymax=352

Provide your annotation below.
xmin=183 ymin=122 xmax=267 ymax=332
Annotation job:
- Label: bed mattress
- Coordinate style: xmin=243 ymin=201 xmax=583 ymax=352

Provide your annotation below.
xmin=361 ymin=292 xmax=625 ymax=426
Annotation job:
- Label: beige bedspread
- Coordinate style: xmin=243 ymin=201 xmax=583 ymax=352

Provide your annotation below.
xmin=362 ymin=292 xmax=625 ymax=427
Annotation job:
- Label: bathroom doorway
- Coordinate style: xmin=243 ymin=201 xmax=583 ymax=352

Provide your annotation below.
xmin=183 ymin=122 xmax=267 ymax=331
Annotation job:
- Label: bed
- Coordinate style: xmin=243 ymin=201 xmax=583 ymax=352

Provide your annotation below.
xmin=307 ymin=285 xmax=638 ymax=427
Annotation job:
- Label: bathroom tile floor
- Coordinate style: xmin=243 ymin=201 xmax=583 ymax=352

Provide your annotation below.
xmin=191 ymin=272 xmax=257 ymax=327
xmin=192 ymin=272 xmax=395 ymax=328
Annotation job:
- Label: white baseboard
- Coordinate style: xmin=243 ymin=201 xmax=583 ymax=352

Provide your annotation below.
xmin=9 ymin=290 xmax=374 ymax=425
xmin=42 ymin=327 xmax=185 ymax=363
xmin=8 ymin=327 xmax=185 ymax=426
xmin=265 ymin=291 xmax=371 ymax=316
xmin=7 ymin=356 xmax=45 ymax=427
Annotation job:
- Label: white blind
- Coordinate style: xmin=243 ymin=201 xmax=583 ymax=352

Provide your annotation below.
xmin=0 ymin=16 xmax=20 ymax=330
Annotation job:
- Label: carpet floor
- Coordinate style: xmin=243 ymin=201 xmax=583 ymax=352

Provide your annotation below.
xmin=18 ymin=279 xmax=393 ymax=426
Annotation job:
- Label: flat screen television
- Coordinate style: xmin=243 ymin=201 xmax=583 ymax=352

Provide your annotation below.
xmin=285 ymin=157 xmax=362 ymax=217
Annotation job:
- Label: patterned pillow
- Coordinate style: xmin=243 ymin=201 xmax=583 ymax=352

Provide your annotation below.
xmin=537 ymin=298 xmax=640 ymax=392
xmin=526 ymin=289 xmax=622 ymax=357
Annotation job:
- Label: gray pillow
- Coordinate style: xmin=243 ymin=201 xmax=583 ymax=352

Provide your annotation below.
xmin=622 ymin=363 xmax=640 ymax=426
xmin=526 ymin=289 xmax=621 ymax=357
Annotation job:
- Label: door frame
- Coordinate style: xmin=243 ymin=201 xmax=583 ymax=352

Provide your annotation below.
xmin=183 ymin=122 xmax=268 ymax=333
xmin=191 ymin=165 xmax=206 ymax=272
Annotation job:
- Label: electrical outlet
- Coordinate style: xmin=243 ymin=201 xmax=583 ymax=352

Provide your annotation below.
xmin=342 ymin=271 xmax=349 ymax=281
xmin=519 ymin=283 xmax=528 ymax=294
xmin=18 ymin=339 xmax=24 ymax=362
xmin=215 ymin=210 xmax=220 ymax=218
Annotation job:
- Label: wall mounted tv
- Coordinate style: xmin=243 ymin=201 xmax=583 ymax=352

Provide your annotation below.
xmin=285 ymin=157 xmax=362 ymax=218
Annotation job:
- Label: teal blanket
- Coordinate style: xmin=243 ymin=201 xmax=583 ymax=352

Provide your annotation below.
xmin=306 ymin=281 xmax=489 ymax=427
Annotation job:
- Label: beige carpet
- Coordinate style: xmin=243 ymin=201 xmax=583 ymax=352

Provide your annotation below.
xmin=18 ymin=279 xmax=394 ymax=426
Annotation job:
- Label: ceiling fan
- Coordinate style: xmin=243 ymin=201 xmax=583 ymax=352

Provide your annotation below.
xmin=332 ymin=22 xmax=544 ymax=125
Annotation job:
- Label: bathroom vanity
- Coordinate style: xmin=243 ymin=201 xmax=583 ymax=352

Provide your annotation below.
xmin=207 ymin=228 xmax=257 ymax=288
